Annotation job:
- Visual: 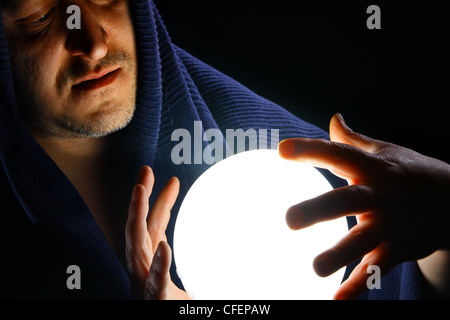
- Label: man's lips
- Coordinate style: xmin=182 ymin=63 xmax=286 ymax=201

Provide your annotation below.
xmin=72 ymin=68 xmax=121 ymax=91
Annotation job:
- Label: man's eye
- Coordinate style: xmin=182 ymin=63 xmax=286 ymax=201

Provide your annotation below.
xmin=35 ymin=6 xmax=55 ymax=23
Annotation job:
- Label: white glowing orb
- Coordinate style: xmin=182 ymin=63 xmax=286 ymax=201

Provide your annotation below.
xmin=174 ymin=149 xmax=347 ymax=300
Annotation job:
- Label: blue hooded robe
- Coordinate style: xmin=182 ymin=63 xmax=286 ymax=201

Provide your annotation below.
xmin=0 ymin=0 xmax=422 ymax=299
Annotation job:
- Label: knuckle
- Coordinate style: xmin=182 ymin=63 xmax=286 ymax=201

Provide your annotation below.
xmin=145 ymin=281 xmax=160 ymax=300
xmin=125 ymin=244 xmax=135 ymax=261
xmin=150 ymin=259 xmax=162 ymax=276
xmin=342 ymin=185 xmax=374 ymax=211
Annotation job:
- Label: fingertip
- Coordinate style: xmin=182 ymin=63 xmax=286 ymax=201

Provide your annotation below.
xmin=278 ymin=139 xmax=296 ymax=158
xmin=140 ymin=165 xmax=153 ymax=177
xmin=166 ymin=176 xmax=180 ymax=200
xmin=285 ymin=206 xmax=304 ymax=230
xmin=170 ymin=176 xmax=180 ymax=188
xmin=332 ymin=113 xmax=348 ymax=127
xmin=330 ymin=113 xmax=352 ymax=136
xmin=157 ymin=240 xmax=172 ymax=257
xmin=155 ymin=240 xmax=165 ymax=258
xmin=333 ymin=290 xmax=349 ymax=300
xmin=332 ymin=283 xmax=360 ymax=300
xmin=332 ymin=113 xmax=342 ymax=123
xmin=146 ymin=166 xmax=155 ymax=181
xmin=313 ymin=253 xmax=334 ymax=278
xmin=334 ymin=113 xmax=345 ymax=124
xmin=136 ymin=165 xmax=155 ymax=193
xmin=153 ymin=241 xmax=172 ymax=273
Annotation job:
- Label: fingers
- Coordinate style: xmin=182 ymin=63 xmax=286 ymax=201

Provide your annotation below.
xmin=135 ymin=165 xmax=155 ymax=198
xmin=148 ymin=177 xmax=180 ymax=252
xmin=125 ymin=184 xmax=152 ymax=274
xmin=125 ymin=182 xmax=154 ymax=297
xmin=278 ymin=113 xmax=390 ymax=183
xmin=313 ymin=218 xmax=383 ymax=277
xmin=125 ymin=166 xmax=178 ymax=295
xmin=125 ymin=165 xmax=155 ymax=274
xmin=286 ymin=184 xmax=376 ymax=230
xmin=333 ymin=242 xmax=397 ymax=300
xmin=279 ymin=114 xmax=411 ymax=300
xmin=329 ymin=114 xmax=385 ymax=154
xmin=145 ymin=241 xmax=172 ymax=300
xmin=124 ymin=166 xmax=183 ymax=299
xmin=278 ymin=137 xmax=377 ymax=183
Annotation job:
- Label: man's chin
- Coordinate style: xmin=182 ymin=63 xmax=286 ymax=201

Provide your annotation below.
xmin=27 ymin=106 xmax=135 ymax=139
xmin=57 ymin=112 xmax=134 ymax=138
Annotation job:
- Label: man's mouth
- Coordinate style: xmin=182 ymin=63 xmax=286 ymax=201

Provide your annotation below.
xmin=72 ymin=68 xmax=121 ymax=91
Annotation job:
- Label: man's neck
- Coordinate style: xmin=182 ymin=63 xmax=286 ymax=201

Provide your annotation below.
xmin=33 ymin=133 xmax=132 ymax=264
xmin=34 ymin=135 xmax=109 ymax=189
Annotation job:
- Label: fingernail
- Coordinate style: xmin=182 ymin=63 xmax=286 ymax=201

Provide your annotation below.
xmin=155 ymin=242 xmax=164 ymax=258
xmin=336 ymin=113 xmax=353 ymax=132
xmin=278 ymin=139 xmax=295 ymax=158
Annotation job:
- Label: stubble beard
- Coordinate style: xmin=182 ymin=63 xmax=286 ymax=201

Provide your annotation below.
xmin=15 ymin=51 xmax=137 ymax=139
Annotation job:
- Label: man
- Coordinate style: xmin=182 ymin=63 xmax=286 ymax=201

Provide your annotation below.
xmin=0 ymin=0 xmax=323 ymax=299
xmin=0 ymin=0 xmax=448 ymax=299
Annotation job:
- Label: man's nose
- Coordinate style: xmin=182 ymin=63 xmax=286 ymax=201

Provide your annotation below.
xmin=65 ymin=5 xmax=109 ymax=62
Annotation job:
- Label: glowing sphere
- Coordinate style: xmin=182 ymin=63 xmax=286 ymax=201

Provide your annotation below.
xmin=174 ymin=149 xmax=347 ymax=300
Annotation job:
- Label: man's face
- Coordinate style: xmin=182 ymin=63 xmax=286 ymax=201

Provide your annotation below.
xmin=1 ymin=0 xmax=138 ymax=138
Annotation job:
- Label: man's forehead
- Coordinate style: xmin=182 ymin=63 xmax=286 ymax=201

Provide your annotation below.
xmin=2 ymin=0 xmax=55 ymax=13
xmin=2 ymin=1 xmax=123 ymax=13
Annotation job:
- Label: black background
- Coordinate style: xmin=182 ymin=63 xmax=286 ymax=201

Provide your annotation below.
xmin=154 ymin=0 xmax=449 ymax=162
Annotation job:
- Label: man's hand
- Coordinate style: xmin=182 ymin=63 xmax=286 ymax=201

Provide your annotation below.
xmin=278 ymin=114 xmax=450 ymax=299
xmin=125 ymin=166 xmax=190 ymax=300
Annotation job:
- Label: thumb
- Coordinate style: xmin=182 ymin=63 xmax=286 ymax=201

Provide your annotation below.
xmin=329 ymin=114 xmax=383 ymax=154
xmin=144 ymin=241 xmax=172 ymax=300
